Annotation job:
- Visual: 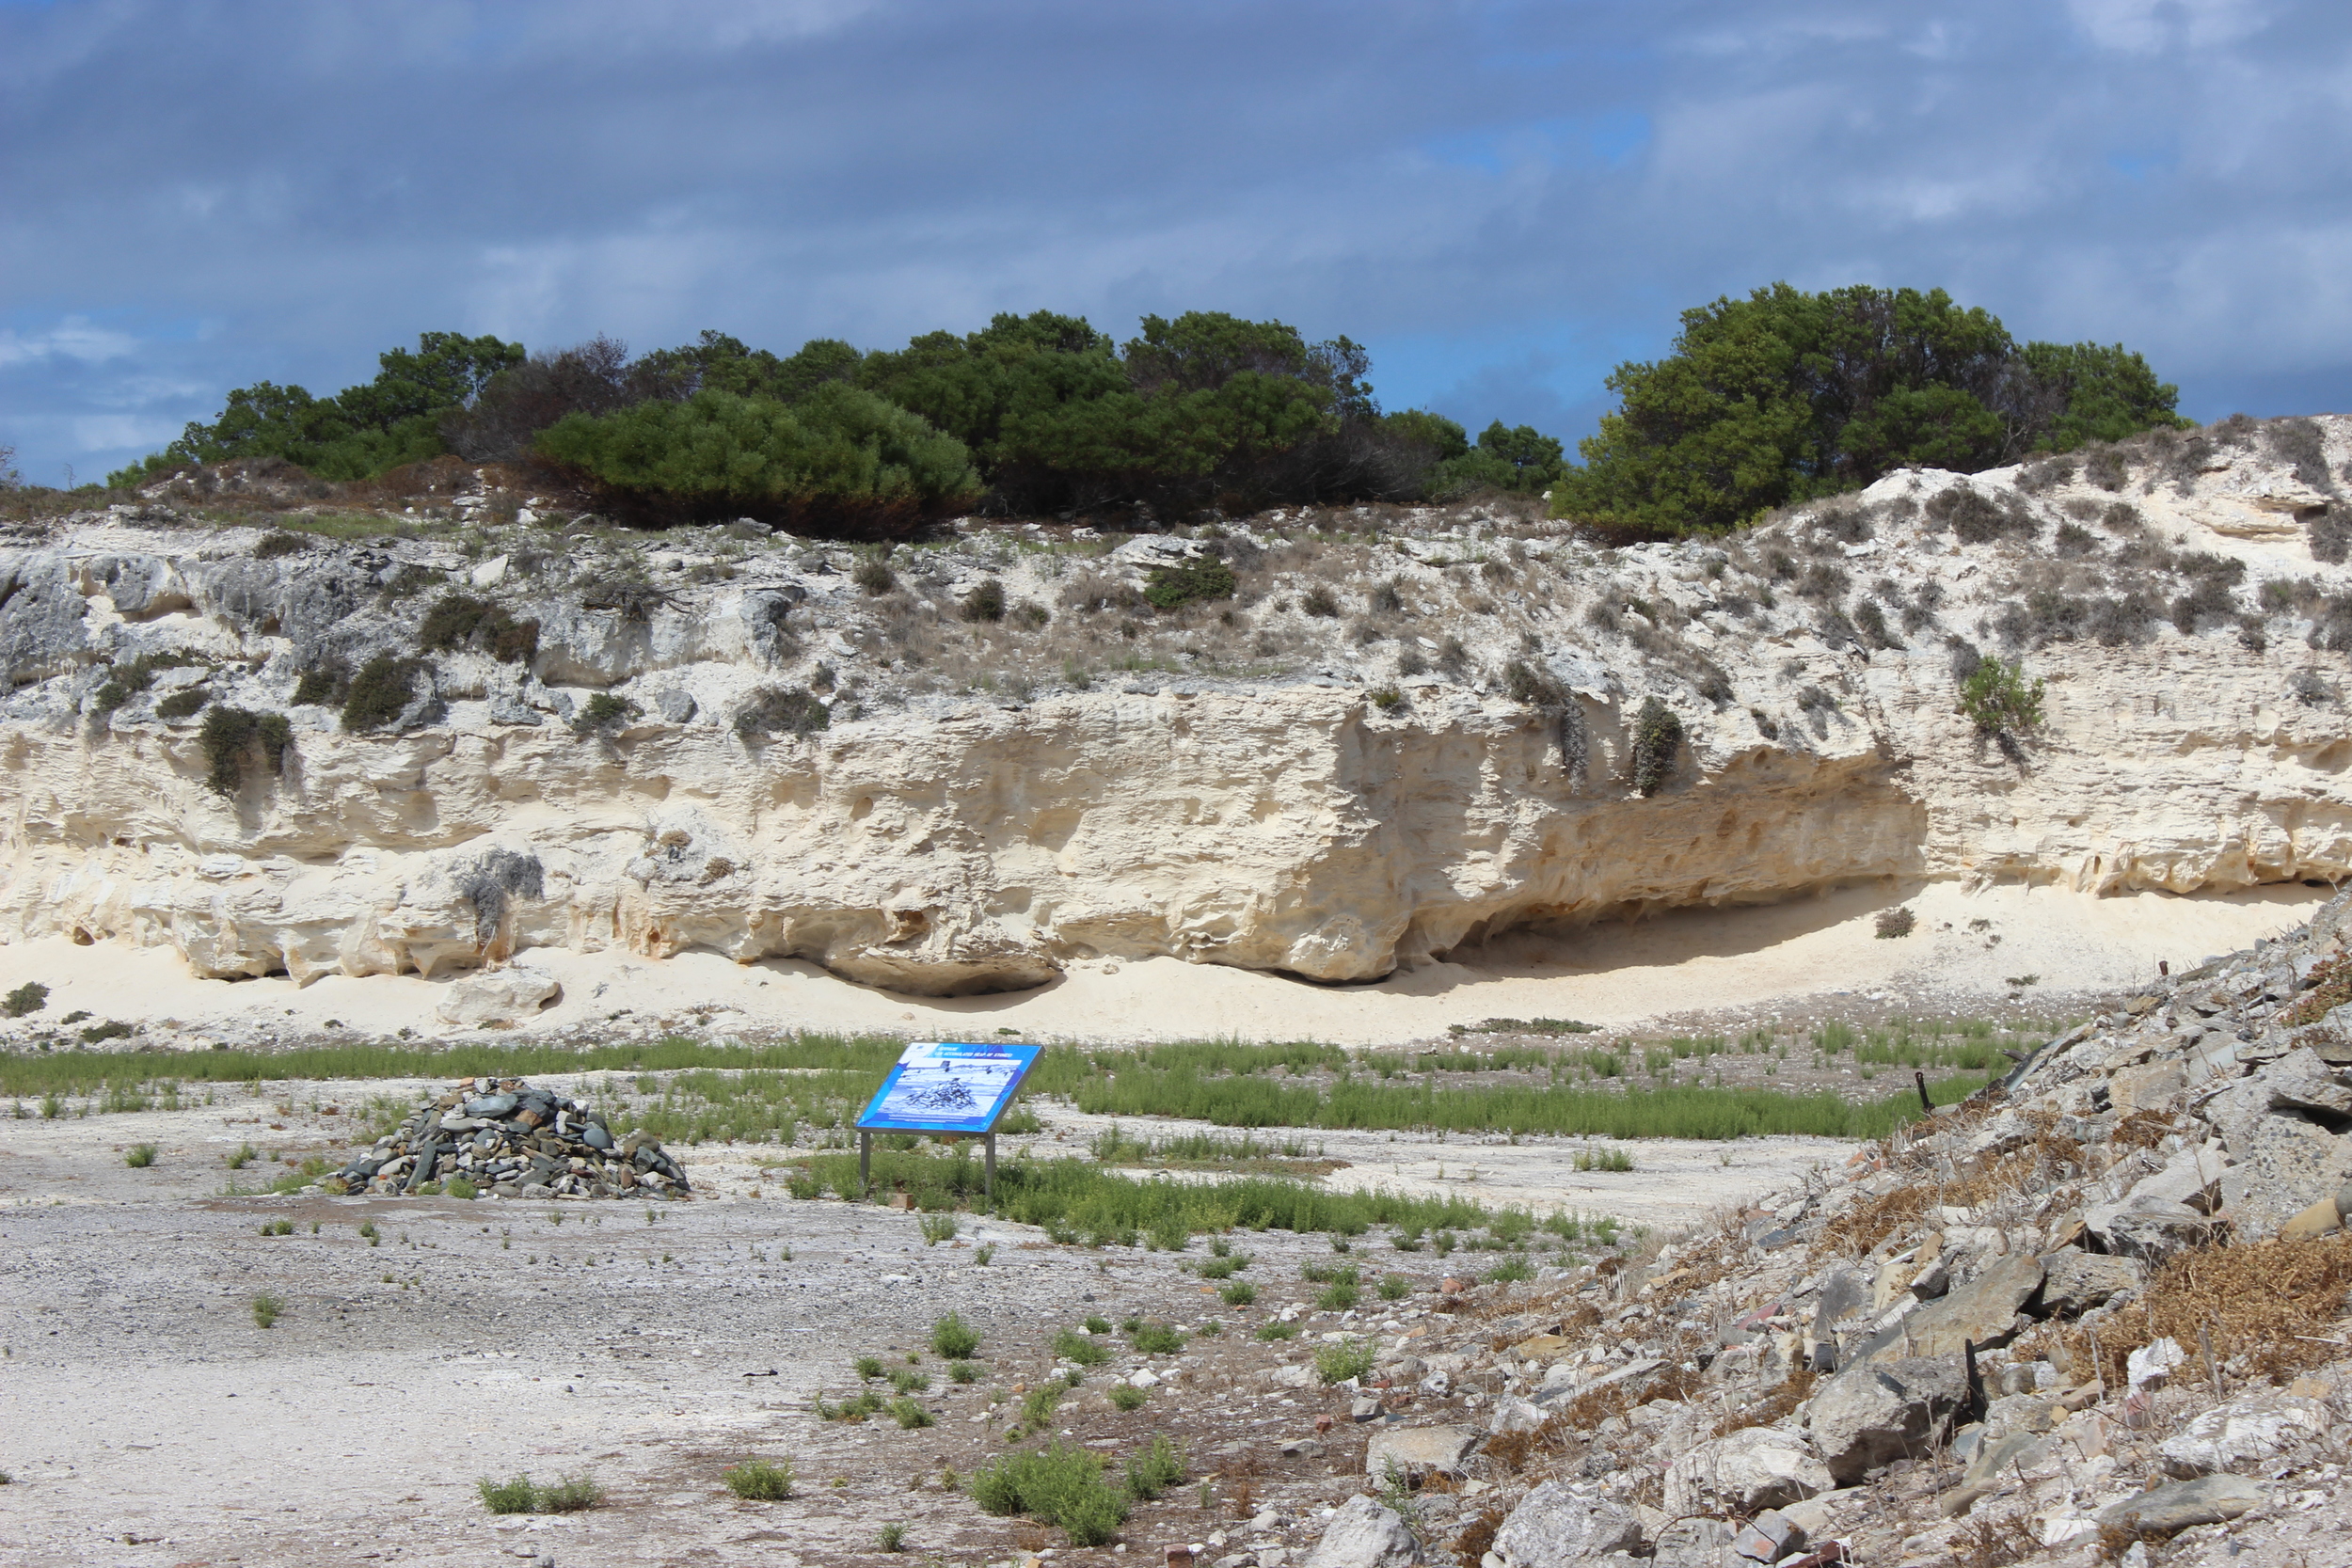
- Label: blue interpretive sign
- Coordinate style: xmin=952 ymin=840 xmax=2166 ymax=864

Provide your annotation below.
xmin=854 ymin=1040 xmax=1041 ymax=1135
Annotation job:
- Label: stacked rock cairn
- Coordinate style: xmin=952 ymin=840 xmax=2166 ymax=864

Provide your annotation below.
xmin=334 ymin=1078 xmax=691 ymax=1198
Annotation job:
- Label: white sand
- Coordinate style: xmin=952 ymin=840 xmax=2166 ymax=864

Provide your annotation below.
xmin=0 ymin=880 xmax=2324 ymax=1049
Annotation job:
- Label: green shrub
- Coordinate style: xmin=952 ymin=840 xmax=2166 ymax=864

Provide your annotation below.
xmin=90 ymin=652 xmax=196 ymax=716
xmin=1571 ymin=1146 xmax=1634 ymax=1173
xmin=1314 ymin=1338 xmax=1375 ymax=1385
xmin=1875 ymin=907 xmax=1916 ymax=940
xmin=1369 ymin=685 xmax=1404 ymax=711
xmin=949 ymin=1360 xmax=981 ymax=1384
xmin=124 ymin=1143 xmax=157 ymax=1167
xmin=228 ymin=1144 xmax=257 ymax=1170
xmin=1256 ymin=1320 xmax=1297 ymax=1340
xmin=3 ymin=981 xmax=47 ymax=1017
xmin=1143 ymin=559 xmax=1237 ymax=610
xmin=888 ymin=1367 xmax=930 ymax=1394
xmin=1054 ymin=1327 xmax=1111 ymax=1366
xmin=1377 ymin=1275 xmax=1412 ymax=1301
xmin=1629 ymin=696 xmax=1683 ymax=796
xmin=1316 ymin=1280 xmax=1359 ymax=1310
xmin=734 ymin=686 xmax=830 ymax=739
xmin=536 ymin=1474 xmax=604 ymax=1513
xmin=155 ymin=687 xmax=208 ymax=720
xmin=853 ymin=557 xmax=897 ymax=595
xmin=340 ymin=656 xmax=433 ymax=733
xmin=535 ymin=384 xmax=978 ymax=535
xmin=293 ymin=661 xmax=346 ymax=706
xmin=1084 ymin=1314 xmax=1112 ymax=1334
xmin=419 ymin=593 xmax=539 ymax=664
xmin=931 ymin=1311 xmax=980 ymax=1359
xmin=853 ymin=1354 xmax=885 ymax=1382
xmin=444 ymin=1176 xmax=478 ymax=1199
xmin=1129 ymin=1321 xmax=1185 ymax=1355
xmin=1958 ymin=656 xmax=2046 ymax=735
xmin=250 ymin=1291 xmax=284 ymax=1327
xmin=919 ymin=1213 xmax=959 ymax=1246
xmin=1220 ymin=1279 xmax=1256 ymax=1306
xmin=572 ymin=692 xmax=640 ymax=736
xmin=961 ymin=578 xmax=1007 ymax=623
xmin=261 ymin=1217 xmax=294 ymax=1236
xmin=890 ymin=1396 xmax=933 ymax=1429
xmin=971 ymin=1440 xmax=1132 ymax=1545
xmin=1125 ymin=1433 xmax=1184 ymax=1499
xmin=1108 ymin=1384 xmax=1149 ymax=1412
xmin=723 ymin=1457 xmax=794 ymax=1499
xmin=1484 ymin=1257 xmax=1534 ymax=1284
xmin=877 ymin=1523 xmax=907 ymax=1553
xmin=477 ymin=1474 xmax=537 ymax=1513
xmin=199 ymin=707 xmax=294 ymax=795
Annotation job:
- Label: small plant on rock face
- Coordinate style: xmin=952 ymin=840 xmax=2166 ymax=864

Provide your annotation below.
xmin=733 ymin=685 xmax=829 ymax=740
xmin=961 ymin=578 xmax=1007 ymax=623
xmin=340 ymin=655 xmax=434 ymax=733
xmin=1143 ymin=559 xmax=1236 ymax=610
xmin=572 ymin=691 xmax=640 ymax=736
xmin=1629 ymin=695 xmax=1683 ymax=796
xmin=1958 ymin=655 xmax=2046 ymax=735
xmin=124 ymin=1143 xmax=157 ymax=1168
xmin=1256 ymin=1319 xmax=1297 ymax=1341
xmin=1220 ymin=1279 xmax=1256 ymax=1306
xmin=723 ymin=1457 xmax=794 ymax=1499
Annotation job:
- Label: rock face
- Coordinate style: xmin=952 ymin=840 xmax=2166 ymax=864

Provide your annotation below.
xmin=9 ymin=423 xmax=2352 ymax=997
xmin=1488 ymin=1481 xmax=1640 ymax=1568
xmin=2157 ymin=1395 xmax=2327 ymax=1477
xmin=1364 ymin=1425 xmax=1477 ymax=1481
xmin=1301 ymin=1497 xmax=1422 ymax=1568
xmin=1864 ymin=1253 xmax=2042 ymax=1361
xmin=433 ymin=965 xmax=560 ymax=1025
xmin=2095 ymin=1474 xmax=2269 ymax=1532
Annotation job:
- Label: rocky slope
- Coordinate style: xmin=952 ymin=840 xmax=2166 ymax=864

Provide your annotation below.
xmin=1276 ymin=887 xmax=2352 ymax=1568
xmin=3 ymin=416 xmax=2350 ymax=996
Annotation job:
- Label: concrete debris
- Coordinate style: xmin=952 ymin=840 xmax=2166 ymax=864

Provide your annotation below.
xmin=332 ymin=1078 xmax=691 ymax=1198
xmin=1299 ymin=1497 xmax=1422 ymax=1568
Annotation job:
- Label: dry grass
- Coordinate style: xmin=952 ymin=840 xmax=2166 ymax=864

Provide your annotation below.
xmin=2047 ymin=1235 xmax=2352 ymax=1386
xmin=2285 ymin=944 xmax=2352 ymax=1026
xmin=1954 ymin=1511 xmax=2043 ymax=1568
xmin=2110 ymin=1109 xmax=2179 ymax=1150
xmin=1453 ymin=1508 xmax=1506 ymax=1564
xmin=1815 ymin=1184 xmax=1936 ymax=1260
xmin=1482 ymin=1414 xmax=1576 ymax=1471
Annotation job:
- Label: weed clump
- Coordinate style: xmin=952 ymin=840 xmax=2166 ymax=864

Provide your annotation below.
xmin=972 ymin=1440 xmax=1132 ymax=1545
xmin=571 ymin=691 xmax=639 ymax=736
xmin=1959 ymin=656 xmax=2045 ymax=735
xmin=91 ymin=652 xmax=197 ymax=716
xmin=723 ymin=1457 xmax=794 ymax=1499
xmin=930 ymin=1311 xmax=980 ymax=1359
xmin=1125 ymin=1433 xmax=1184 ymax=1499
xmin=1143 ymin=559 xmax=1235 ymax=610
xmin=250 ymin=1291 xmax=284 ymax=1326
xmin=1315 ymin=1337 xmax=1375 ymax=1384
xmin=477 ymin=1472 xmax=604 ymax=1514
xmin=1109 ymin=1384 xmax=1149 ymax=1412
xmin=124 ymin=1142 xmax=157 ymax=1167
xmin=3 ymin=981 xmax=47 ymax=1018
xmin=960 ymin=578 xmax=1007 ymax=623
xmin=199 ymin=707 xmax=294 ymax=796
xmin=1875 ymin=907 xmax=1916 ymax=940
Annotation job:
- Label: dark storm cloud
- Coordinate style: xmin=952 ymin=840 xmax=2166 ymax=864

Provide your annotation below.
xmin=1 ymin=0 xmax=2346 ymax=483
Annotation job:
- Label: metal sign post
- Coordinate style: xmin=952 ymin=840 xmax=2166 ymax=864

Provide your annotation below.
xmin=851 ymin=1041 xmax=1039 ymax=1214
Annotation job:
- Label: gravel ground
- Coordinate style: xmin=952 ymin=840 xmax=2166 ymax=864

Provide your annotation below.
xmin=0 ymin=1082 xmax=1822 ymax=1568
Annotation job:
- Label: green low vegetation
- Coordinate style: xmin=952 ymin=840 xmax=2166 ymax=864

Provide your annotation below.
xmin=722 ymin=1458 xmax=794 ymax=1500
xmin=972 ymin=1440 xmax=1132 ymax=1545
xmin=475 ymin=1471 xmax=604 ymax=1514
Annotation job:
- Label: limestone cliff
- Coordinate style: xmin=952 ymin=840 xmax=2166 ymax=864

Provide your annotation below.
xmin=4 ymin=416 xmax=2349 ymax=994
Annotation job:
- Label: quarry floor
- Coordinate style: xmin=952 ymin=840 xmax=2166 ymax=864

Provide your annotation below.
xmin=0 ymin=1086 xmax=1836 ymax=1568
xmin=0 ymin=880 xmax=2327 ymax=1053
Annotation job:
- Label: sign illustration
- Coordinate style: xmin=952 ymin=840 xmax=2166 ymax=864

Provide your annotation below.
xmin=854 ymin=1041 xmax=1041 ymax=1135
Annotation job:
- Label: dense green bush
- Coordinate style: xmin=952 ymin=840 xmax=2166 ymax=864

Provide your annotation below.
xmin=1142 ymin=559 xmax=1236 ymax=610
xmin=1629 ymin=696 xmax=1683 ymax=796
xmin=535 ymin=384 xmax=978 ymax=535
xmin=199 ymin=707 xmax=294 ymax=795
xmin=341 ymin=656 xmax=433 ymax=733
xmin=90 ymin=652 xmax=196 ymax=716
xmin=734 ymin=686 xmax=830 ymax=739
xmin=420 ymin=594 xmax=539 ymax=664
xmin=155 ymin=688 xmax=208 ymax=721
xmin=1556 ymin=284 xmax=2184 ymax=536
xmin=1958 ymin=657 xmax=2046 ymax=735
xmin=3 ymin=981 xmax=47 ymax=1018
xmin=971 ymin=1441 xmax=1131 ymax=1545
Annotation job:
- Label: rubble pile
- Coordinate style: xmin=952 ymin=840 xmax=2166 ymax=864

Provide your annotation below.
xmin=1285 ymin=893 xmax=2352 ymax=1568
xmin=333 ymin=1077 xmax=691 ymax=1199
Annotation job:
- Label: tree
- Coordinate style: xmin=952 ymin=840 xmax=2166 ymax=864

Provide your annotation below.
xmin=1555 ymin=283 xmax=2185 ymax=535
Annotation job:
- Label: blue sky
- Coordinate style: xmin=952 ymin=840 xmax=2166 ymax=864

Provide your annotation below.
xmin=3 ymin=0 xmax=2348 ymax=485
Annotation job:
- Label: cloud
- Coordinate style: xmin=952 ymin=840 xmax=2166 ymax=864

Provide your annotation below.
xmin=1 ymin=0 xmax=2348 ymax=480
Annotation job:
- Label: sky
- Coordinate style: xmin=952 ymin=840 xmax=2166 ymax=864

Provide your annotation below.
xmin=3 ymin=0 xmax=2349 ymax=487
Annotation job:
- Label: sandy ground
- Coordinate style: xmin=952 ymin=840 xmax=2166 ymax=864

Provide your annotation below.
xmin=0 ymin=1087 xmax=1679 ymax=1568
xmin=0 ymin=881 xmax=2325 ymax=1052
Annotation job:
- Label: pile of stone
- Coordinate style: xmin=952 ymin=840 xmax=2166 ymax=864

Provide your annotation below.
xmin=334 ymin=1078 xmax=691 ymax=1199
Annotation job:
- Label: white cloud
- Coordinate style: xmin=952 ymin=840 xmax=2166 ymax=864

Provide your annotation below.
xmin=0 ymin=317 xmax=141 ymax=369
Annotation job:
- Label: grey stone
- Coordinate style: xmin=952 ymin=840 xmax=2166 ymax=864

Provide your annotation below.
xmin=2157 ymin=1395 xmax=2326 ymax=1477
xmin=1488 ymin=1394 xmax=1545 ymax=1435
xmin=1732 ymin=1510 xmax=1803 ymax=1564
xmin=1810 ymin=1265 xmax=1868 ymax=1338
xmin=1301 ymin=1497 xmax=1422 ymax=1568
xmin=1489 ymin=1481 xmax=1639 ymax=1568
xmin=1864 ymin=1253 xmax=2042 ymax=1362
xmin=1350 ymin=1396 xmax=1382 ymax=1423
xmin=1650 ymin=1517 xmax=1731 ymax=1568
xmin=1663 ymin=1426 xmax=1832 ymax=1517
xmin=2095 ymin=1474 xmax=2268 ymax=1533
xmin=654 ymin=688 xmax=696 ymax=723
xmin=1363 ymin=1426 xmax=1476 ymax=1481
xmin=1806 ymin=1355 xmax=1969 ymax=1484
xmin=2037 ymin=1250 xmax=2140 ymax=1317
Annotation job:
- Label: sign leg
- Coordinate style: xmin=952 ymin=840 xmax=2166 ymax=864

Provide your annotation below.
xmin=985 ymin=1132 xmax=996 ymax=1214
xmin=859 ymin=1130 xmax=871 ymax=1202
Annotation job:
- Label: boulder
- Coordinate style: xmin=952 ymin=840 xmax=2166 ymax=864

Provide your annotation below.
xmin=1489 ymin=1395 xmax=1546 ymax=1435
xmin=1865 ymin=1253 xmax=2042 ymax=1362
xmin=435 ymin=966 xmax=561 ymax=1025
xmin=1301 ymin=1497 xmax=1423 ymax=1568
xmin=2038 ymin=1251 xmax=2141 ymax=1317
xmin=1662 ymin=1426 xmax=1832 ymax=1517
xmin=1806 ymin=1355 xmax=1970 ymax=1484
xmin=654 ymin=688 xmax=697 ymax=723
xmin=1364 ymin=1426 xmax=1477 ymax=1481
xmin=2209 ymin=1061 xmax=2352 ymax=1239
xmin=1489 ymin=1481 xmax=1640 ymax=1568
xmin=2095 ymin=1474 xmax=2268 ymax=1533
xmin=2158 ymin=1395 xmax=2326 ymax=1476
xmin=1650 ymin=1518 xmax=1731 ymax=1568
